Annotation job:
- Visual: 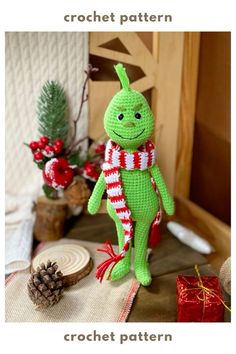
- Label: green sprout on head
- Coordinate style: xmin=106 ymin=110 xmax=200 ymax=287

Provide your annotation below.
xmin=115 ymin=63 xmax=130 ymax=90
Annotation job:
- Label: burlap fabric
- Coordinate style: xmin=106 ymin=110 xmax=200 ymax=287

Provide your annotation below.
xmin=5 ymin=239 xmax=140 ymax=322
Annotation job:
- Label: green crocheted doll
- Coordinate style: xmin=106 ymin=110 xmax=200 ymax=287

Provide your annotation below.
xmin=88 ymin=63 xmax=174 ymax=286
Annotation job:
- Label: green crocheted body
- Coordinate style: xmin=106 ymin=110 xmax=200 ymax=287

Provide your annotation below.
xmin=88 ymin=64 xmax=174 ymax=286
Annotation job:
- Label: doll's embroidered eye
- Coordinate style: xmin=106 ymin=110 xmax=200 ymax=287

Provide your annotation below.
xmin=135 ymin=112 xmax=142 ymax=119
xmin=117 ymin=113 xmax=124 ymax=120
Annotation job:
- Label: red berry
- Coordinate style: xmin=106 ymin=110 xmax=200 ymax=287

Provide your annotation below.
xmin=38 ymin=140 xmax=46 ymax=149
xmin=92 ymin=170 xmax=100 ymax=181
xmin=84 ymin=162 xmax=94 ymax=176
xmin=34 ymin=151 xmax=43 ymax=162
xmin=40 ymin=136 xmax=49 ymax=145
xmin=54 ymin=139 xmax=64 ymax=148
xmin=45 ymin=145 xmax=54 ymax=153
xmin=43 ymin=145 xmax=55 ymax=158
xmin=95 ymin=143 xmax=106 ymax=155
xmin=53 ymin=144 xmax=62 ymax=155
xmin=83 ymin=162 xmax=99 ymax=181
xmin=29 ymin=141 xmax=38 ymax=150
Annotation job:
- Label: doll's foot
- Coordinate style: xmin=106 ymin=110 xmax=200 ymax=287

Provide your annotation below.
xmin=109 ymin=260 xmax=130 ymax=281
xmin=134 ymin=264 xmax=152 ymax=286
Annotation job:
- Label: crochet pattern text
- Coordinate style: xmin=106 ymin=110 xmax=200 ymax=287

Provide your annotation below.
xmin=64 ymin=11 xmax=173 ymax=25
xmin=64 ymin=330 xmax=173 ymax=344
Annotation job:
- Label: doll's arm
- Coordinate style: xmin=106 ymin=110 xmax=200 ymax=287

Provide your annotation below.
xmin=150 ymin=164 xmax=175 ymax=215
xmin=87 ymin=172 xmax=106 ymax=215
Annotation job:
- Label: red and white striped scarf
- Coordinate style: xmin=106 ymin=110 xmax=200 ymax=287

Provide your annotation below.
xmin=96 ymin=139 xmax=160 ymax=282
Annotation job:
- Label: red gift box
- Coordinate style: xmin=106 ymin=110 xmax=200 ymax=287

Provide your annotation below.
xmin=176 ymin=272 xmax=225 ymax=322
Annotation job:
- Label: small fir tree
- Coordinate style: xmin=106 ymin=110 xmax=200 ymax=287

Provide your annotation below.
xmin=37 ymin=81 xmax=69 ymax=144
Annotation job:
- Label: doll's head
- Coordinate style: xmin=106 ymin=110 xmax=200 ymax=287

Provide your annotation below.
xmin=104 ymin=64 xmax=154 ymax=149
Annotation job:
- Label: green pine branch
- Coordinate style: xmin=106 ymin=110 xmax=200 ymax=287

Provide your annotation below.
xmin=37 ymin=81 xmax=69 ymax=143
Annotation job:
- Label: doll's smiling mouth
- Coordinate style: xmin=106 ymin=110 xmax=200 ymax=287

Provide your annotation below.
xmin=113 ymin=129 xmax=145 ymax=140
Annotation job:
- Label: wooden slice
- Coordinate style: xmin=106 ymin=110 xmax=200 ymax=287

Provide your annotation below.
xmin=32 ymin=244 xmax=93 ymax=287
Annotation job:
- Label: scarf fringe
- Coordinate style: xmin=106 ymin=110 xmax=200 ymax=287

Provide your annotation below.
xmin=96 ymin=241 xmax=123 ymax=282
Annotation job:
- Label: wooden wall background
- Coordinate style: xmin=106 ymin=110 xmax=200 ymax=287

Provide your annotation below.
xmin=190 ymin=32 xmax=231 ymax=225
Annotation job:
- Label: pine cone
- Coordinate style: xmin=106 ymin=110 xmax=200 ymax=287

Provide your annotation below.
xmin=27 ymin=260 xmax=64 ymax=310
xmin=64 ymin=178 xmax=91 ymax=205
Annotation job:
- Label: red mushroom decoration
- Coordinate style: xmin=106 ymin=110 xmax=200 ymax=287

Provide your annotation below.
xmin=43 ymin=158 xmax=74 ymax=190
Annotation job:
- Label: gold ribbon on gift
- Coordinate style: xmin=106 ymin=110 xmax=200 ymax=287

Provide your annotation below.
xmin=181 ymin=265 xmax=231 ymax=313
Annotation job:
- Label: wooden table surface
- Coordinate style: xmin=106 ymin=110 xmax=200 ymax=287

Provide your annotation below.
xmin=65 ymin=213 xmax=230 ymax=322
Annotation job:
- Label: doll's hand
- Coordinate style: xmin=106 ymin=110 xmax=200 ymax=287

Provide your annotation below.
xmin=162 ymin=196 xmax=175 ymax=216
xmin=87 ymin=197 xmax=101 ymax=215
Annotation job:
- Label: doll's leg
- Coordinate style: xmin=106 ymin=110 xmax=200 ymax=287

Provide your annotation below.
xmin=134 ymin=221 xmax=152 ymax=286
xmin=109 ymin=220 xmax=131 ymax=281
